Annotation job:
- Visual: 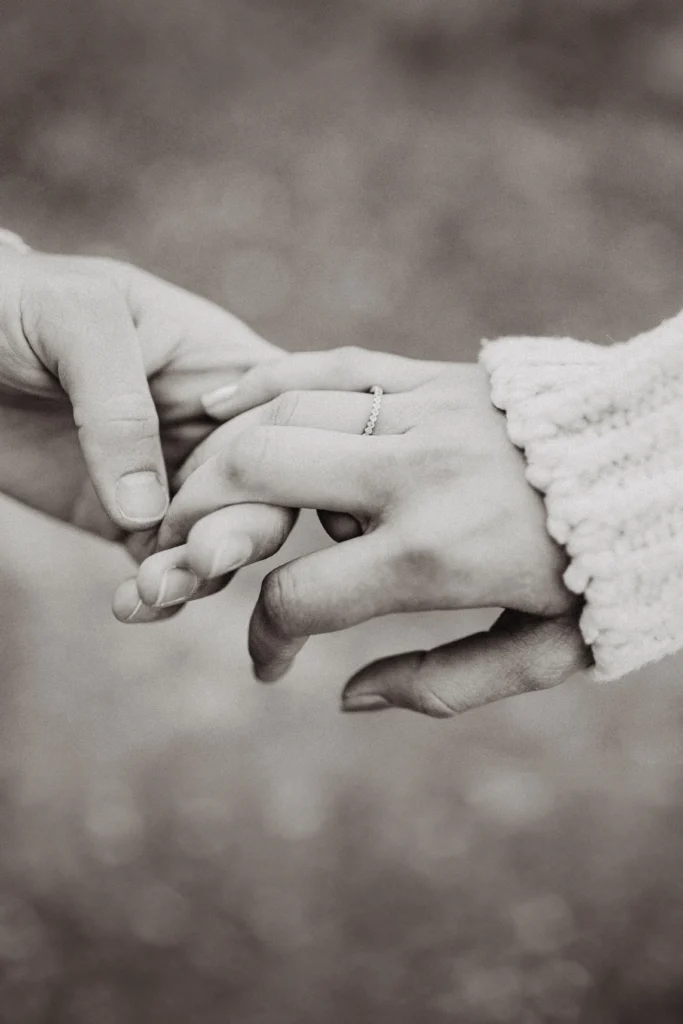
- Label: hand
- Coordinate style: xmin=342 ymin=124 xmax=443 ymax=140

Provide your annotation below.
xmin=0 ymin=242 xmax=293 ymax=622
xmin=134 ymin=347 xmax=591 ymax=714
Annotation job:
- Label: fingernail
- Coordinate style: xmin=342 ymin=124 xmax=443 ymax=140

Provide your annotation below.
xmin=113 ymin=580 xmax=150 ymax=623
xmin=201 ymin=384 xmax=238 ymax=414
xmin=210 ymin=537 xmax=253 ymax=577
xmin=125 ymin=598 xmax=145 ymax=623
xmin=252 ymin=659 xmax=293 ymax=683
xmin=118 ymin=600 xmax=174 ymax=625
xmin=341 ymin=693 xmax=392 ymax=712
xmin=116 ymin=472 xmax=168 ymax=524
xmin=155 ymin=567 xmax=199 ymax=608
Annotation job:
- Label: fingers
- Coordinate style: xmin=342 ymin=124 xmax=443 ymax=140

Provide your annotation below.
xmin=186 ymin=502 xmax=297 ymax=577
xmin=61 ymin=256 xmax=282 ymax=420
xmin=248 ymin=532 xmax=402 ymax=681
xmin=201 ymin=347 xmax=443 ymax=419
xmin=145 ymin=503 xmax=297 ymax=603
xmin=113 ymin=577 xmax=185 ymax=624
xmin=114 ymin=550 xmax=222 ymax=623
xmin=176 ymin=388 xmax=401 ymax=487
xmin=127 ymin=265 xmax=283 ymax=416
xmin=158 ymin=427 xmax=393 ymax=549
xmin=341 ymin=610 xmax=592 ymax=717
xmin=29 ymin=273 xmax=168 ymax=530
xmin=114 ymin=502 xmax=296 ymax=622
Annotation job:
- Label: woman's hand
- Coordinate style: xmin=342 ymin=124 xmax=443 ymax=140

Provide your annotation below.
xmin=131 ymin=347 xmax=591 ymax=714
xmin=0 ymin=242 xmax=295 ymax=622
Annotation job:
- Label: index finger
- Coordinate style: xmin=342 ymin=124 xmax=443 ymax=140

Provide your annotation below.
xmin=157 ymin=426 xmax=394 ymax=549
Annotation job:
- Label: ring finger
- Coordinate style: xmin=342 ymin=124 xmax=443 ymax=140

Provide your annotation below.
xmin=177 ymin=388 xmax=407 ymax=487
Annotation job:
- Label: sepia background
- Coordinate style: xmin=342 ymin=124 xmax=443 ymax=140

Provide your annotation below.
xmin=2 ymin=1 xmax=683 ymax=1020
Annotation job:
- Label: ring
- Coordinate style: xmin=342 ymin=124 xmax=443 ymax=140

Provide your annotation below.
xmin=362 ymin=385 xmax=383 ymax=436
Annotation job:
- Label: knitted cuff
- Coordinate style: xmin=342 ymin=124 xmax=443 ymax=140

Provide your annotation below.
xmin=479 ymin=311 xmax=683 ymax=681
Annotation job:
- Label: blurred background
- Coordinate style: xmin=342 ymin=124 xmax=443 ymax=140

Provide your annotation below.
xmin=2 ymin=0 xmax=683 ymax=1020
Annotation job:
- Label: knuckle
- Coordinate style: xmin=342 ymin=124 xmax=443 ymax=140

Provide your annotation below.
xmin=517 ymin=661 xmax=557 ymax=694
xmin=220 ymin=429 xmax=269 ymax=490
xmin=75 ymin=390 xmax=159 ymax=439
xmin=260 ymin=568 xmax=296 ymax=635
xmin=514 ymin=618 xmax=587 ymax=693
xmin=413 ymin=436 xmax=461 ymax=480
xmin=400 ymin=546 xmax=441 ymax=592
xmin=218 ymin=449 xmax=250 ymax=492
xmin=80 ymin=389 xmax=156 ymax=425
xmin=384 ymin=435 xmax=458 ymax=505
xmin=386 ymin=523 xmax=446 ymax=604
xmin=267 ymin=390 xmax=301 ymax=427
xmin=353 ymin=442 xmax=399 ymax=505
xmin=103 ymin=390 xmax=157 ymax=423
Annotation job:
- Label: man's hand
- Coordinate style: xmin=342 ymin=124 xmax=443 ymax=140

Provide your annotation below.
xmin=0 ymin=244 xmax=292 ymax=617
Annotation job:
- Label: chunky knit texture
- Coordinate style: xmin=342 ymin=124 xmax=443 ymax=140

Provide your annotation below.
xmin=479 ymin=311 xmax=683 ymax=681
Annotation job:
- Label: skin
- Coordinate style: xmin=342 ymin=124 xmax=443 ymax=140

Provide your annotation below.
xmin=129 ymin=347 xmax=592 ymax=715
xmin=0 ymin=245 xmax=591 ymax=716
xmin=0 ymin=245 xmax=294 ymax=620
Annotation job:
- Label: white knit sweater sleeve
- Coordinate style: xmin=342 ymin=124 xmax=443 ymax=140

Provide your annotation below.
xmin=479 ymin=310 xmax=683 ymax=682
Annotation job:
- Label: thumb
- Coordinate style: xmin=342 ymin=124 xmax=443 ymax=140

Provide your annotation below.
xmin=32 ymin=275 xmax=168 ymax=530
xmin=341 ymin=610 xmax=591 ymax=717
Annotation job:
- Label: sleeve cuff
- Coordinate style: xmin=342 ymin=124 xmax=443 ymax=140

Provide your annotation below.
xmin=479 ymin=312 xmax=683 ymax=681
